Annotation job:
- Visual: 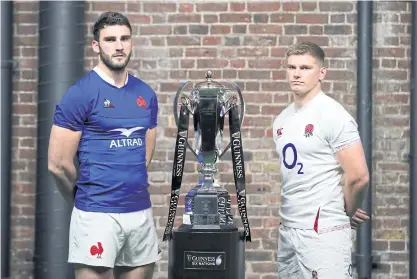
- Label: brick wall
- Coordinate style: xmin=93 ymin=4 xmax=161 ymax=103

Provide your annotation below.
xmin=10 ymin=1 xmax=412 ymax=279
xmin=11 ymin=1 xmax=39 ymax=278
xmin=372 ymin=2 xmax=411 ymax=278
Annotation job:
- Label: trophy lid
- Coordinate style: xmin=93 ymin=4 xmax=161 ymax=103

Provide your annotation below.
xmin=194 ymin=70 xmax=225 ymax=89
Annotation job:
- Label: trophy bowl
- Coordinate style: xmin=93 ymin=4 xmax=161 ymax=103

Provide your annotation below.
xmin=173 ymin=70 xmax=246 ymax=159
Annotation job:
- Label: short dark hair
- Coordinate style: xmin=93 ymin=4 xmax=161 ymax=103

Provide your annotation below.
xmin=285 ymin=42 xmax=325 ymax=65
xmin=93 ymin=11 xmax=132 ymax=41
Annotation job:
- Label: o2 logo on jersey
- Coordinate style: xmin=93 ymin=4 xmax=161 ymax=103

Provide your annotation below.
xmin=282 ymin=143 xmax=304 ymax=174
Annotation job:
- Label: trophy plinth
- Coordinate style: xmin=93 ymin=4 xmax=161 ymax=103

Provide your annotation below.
xmin=193 ymin=189 xmax=219 ymax=227
xmin=164 ymin=71 xmax=250 ymax=279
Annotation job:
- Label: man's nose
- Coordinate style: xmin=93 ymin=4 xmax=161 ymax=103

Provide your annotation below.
xmin=293 ymin=69 xmax=301 ymax=78
xmin=115 ymin=39 xmax=124 ymax=50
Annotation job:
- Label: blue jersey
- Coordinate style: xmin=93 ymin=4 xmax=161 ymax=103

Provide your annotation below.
xmin=53 ymin=69 xmax=158 ymax=213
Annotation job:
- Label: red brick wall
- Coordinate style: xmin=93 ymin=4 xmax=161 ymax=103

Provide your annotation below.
xmin=10 ymin=1 xmax=412 ymax=279
xmin=372 ymin=2 xmax=411 ymax=277
xmin=11 ymin=1 xmax=39 ymax=278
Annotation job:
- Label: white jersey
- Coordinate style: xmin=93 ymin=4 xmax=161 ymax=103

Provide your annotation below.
xmin=273 ymin=91 xmax=361 ymax=232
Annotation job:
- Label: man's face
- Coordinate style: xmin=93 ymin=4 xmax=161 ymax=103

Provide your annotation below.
xmin=286 ymin=53 xmax=326 ymax=96
xmin=92 ymin=25 xmax=132 ymax=71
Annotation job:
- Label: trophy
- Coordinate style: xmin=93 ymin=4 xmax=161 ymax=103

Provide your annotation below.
xmin=163 ymin=71 xmax=251 ymax=279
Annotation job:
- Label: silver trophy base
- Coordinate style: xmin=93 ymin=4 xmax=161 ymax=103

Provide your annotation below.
xmin=180 ymin=186 xmax=237 ymax=232
xmin=193 ymin=188 xmax=219 ymax=225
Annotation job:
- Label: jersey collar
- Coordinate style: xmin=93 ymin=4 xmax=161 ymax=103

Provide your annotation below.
xmin=93 ymin=66 xmax=128 ymax=87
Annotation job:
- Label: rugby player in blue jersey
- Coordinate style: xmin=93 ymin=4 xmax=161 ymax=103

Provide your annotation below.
xmin=48 ymin=12 xmax=160 ymax=279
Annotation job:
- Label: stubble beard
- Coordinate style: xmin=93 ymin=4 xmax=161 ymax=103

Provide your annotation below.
xmin=99 ymin=47 xmax=132 ymax=73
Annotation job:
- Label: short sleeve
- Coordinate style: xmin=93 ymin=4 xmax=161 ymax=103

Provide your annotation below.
xmin=272 ymin=116 xmax=280 ymax=144
xmin=149 ymin=91 xmax=158 ymax=129
xmin=326 ymin=111 xmax=361 ymax=153
xmin=53 ymin=85 xmax=89 ymax=131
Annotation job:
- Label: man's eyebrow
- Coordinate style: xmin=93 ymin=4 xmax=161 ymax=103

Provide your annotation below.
xmin=286 ymin=64 xmax=313 ymax=68
xmin=102 ymin=35 xmax=131 ymax=40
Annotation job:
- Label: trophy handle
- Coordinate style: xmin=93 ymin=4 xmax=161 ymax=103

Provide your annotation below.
xmin=173 ymin=80 xmax=199 ymax=158
xmin=218 ymin=81 xmax=245 ymax=159
xmin=230 ymin=81 xmax=245 ymax=128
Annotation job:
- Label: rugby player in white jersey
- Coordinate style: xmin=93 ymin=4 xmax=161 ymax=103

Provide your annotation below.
xmin=273 ymin=42 xmax=370 ymax=278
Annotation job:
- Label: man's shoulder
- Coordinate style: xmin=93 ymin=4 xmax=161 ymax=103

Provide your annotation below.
xmin=69 ymin=70 xmax=97 ymax=91
xmin=273 ymin=103 xmax=294 ymax=126
xmin=317 ymin=92 xmax=354 ymax=121
xmin=128 ymin=73 xmax=145 ymax=84
xmin=316 ymin=92 xmax=358 ymax=137
xmin=320 ymin=93 xmax=350 ymax=113
xmin=128 ymin=74 xmax=156 ymax=96
xmin=61 ymin=70 xmax=106 ymax=104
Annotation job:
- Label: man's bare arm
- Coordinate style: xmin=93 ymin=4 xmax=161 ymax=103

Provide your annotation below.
xmin=336 ymin=142 xmax=370 ymax=217
xmin=145 ymin=127 xmax=157 ymax=168
xmin=48 ymin=125 xmax=81 ymax=203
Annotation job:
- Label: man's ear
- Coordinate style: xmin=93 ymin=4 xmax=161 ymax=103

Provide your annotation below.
xmin=319 ymin=67 xmax=327 ymax=82
xmin=92 ymin=40 xmax=100 ymax=55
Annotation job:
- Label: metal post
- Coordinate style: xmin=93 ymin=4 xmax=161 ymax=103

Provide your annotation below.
xmin=0 ymin=1 xmax=14 ymax=278
xmin=34 ymin=2 xmax=85 ymax=279
xmin=355 ymin=1 xmax=373 ymax=278
xmin=409 ymin=2 xmax=417 ymax=279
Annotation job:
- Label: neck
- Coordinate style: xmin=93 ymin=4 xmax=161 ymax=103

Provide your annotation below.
xmin=97 ymin=62 xmax=127 ymax=87
xmin=294 ymin=86 xmax=322 ymax=109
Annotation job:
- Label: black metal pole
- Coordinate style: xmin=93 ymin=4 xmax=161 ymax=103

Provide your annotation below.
xmin=410 ymin=2 xmax=417 ymax=279
xmin=0 ymin=1 xmax=14 ymax=278
xmin=34 ymin=2 xmax=85 ymax=279
xmin=355 ymin=1 xmax=373 ymax=279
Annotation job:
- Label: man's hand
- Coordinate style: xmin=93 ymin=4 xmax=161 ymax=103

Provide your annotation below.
xmin=350 ymin=208 xmax=370 ymax=230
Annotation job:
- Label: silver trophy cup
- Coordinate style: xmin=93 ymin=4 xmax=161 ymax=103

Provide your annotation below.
xmin=171 ymin=70 xmax=246 ymax=232
xmin=165 ymin=71 xmax=250 ymax=279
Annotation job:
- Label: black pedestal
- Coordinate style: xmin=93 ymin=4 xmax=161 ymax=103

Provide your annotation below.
xmin=168 ymin=226 xmax=245 ymax=279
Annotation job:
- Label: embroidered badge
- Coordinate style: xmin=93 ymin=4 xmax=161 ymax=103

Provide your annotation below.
xmin=136 ymin=96 xmax=148 ymax=109
xmin=304 ymin=124 xmax=314 ymax=137
xmin=104 ymin=98 xmax=115 ymax=108
xmin=90 ymin=242 xmax=104 ymax=259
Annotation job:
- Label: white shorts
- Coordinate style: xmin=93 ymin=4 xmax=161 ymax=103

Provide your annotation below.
xmin=277 ymin=224 xmax=353 ymax=279
xmin=68 ymin=207 xmax=162 ymax=268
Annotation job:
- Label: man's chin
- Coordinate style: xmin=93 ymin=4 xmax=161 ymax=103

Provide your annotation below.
xmin=291 ymin=87 xmax=306 ymax=95
xmin=113 ymin=57 xmax=126 ymax=62
xmin=108 ymin=63 xmax=127 ymax=71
